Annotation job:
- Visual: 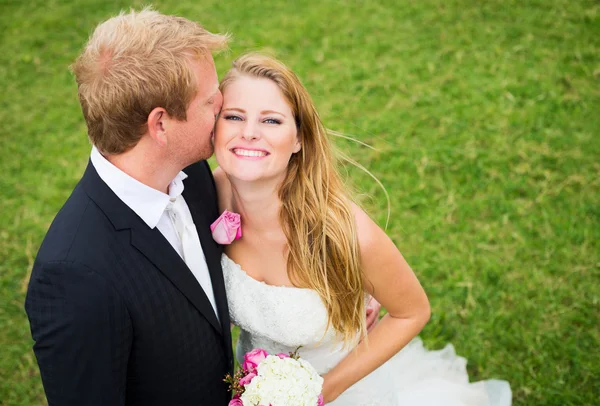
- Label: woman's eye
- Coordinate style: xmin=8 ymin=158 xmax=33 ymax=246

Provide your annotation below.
xmin=224 ymin=115 xmax=243 ymax=121
xmin=264 ymin=118 xmax=281 ymax=125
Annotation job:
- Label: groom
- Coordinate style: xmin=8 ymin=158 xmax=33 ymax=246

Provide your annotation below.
xmin=24 ymin=9 xmax=232 ymax=405
xmin=25 ymin=8 xmax=380 ymax=406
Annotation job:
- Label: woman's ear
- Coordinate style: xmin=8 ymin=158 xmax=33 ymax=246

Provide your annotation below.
xmin=293 ymin=136 xmax=301 ymax=153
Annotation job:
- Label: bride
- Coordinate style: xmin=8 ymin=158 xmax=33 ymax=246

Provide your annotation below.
xmin=212 ymin=53 xmax=511 ymax=405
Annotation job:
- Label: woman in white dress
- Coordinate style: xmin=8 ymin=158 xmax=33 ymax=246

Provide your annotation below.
xmin=212 ymin=53 xmax=511 ymax=405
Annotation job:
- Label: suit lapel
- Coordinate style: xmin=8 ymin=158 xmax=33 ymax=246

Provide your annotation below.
xmin=81 ymin=161 xmax=222 ymax=335
xmin=183 ymin=177 xmax=233 ymax=364
xmin=130 ymin=225 xmax=222 ymax=334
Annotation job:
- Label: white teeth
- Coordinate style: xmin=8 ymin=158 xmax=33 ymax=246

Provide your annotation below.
xmin=233 ymin=149 xmax=267 ymax=157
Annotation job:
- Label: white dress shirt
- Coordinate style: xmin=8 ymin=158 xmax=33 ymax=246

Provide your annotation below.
xmin=90 ymin=146 xmax=219 ymax=320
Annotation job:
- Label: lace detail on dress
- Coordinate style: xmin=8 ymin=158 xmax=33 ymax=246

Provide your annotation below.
xmin=222 ymin=254 xmax=348 ymax=374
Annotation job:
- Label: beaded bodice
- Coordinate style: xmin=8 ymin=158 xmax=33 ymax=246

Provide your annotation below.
xmin=221 ymin=254 xmax=352 ymax=375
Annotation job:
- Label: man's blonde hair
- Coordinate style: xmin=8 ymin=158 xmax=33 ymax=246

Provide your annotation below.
xmin=71 ymin=8 xmax=229 ymax=154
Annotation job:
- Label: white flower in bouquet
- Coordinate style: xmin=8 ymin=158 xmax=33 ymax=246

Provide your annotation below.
xmin=240 ymin=354 xmax=324 ymax=406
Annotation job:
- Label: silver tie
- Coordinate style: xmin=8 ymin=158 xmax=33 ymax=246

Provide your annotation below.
xmin=166 ymin=196 xmax=219 ymax=323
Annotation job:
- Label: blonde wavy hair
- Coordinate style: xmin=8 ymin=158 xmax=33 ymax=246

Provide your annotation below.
xmin=71 ymin=7 xmax=229 ymax=154
xmin=220 ymin=54 xmax=366 ymax=344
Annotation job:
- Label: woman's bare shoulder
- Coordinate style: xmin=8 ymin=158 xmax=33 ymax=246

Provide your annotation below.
xmin=351 ymin=202 xmax=379 ymax=249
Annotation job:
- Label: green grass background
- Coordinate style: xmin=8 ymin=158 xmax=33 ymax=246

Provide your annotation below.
xmin=1 ymin=0 xmax=599 ymax=404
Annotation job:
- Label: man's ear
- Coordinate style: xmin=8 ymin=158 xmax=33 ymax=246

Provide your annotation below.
xmin=148 ymin=107 xmax=168 ymax=147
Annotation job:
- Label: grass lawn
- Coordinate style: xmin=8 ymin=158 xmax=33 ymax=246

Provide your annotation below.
xmin=1 ymin=0 xmax=598 ymax=404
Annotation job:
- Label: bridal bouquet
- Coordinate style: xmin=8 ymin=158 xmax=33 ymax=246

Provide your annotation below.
xmin=225 ymin=348 xmax=324 ymax=406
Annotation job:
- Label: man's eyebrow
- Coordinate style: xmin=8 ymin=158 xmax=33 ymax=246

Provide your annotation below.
xmin=208 ymin=89 xmax=220 ymax=100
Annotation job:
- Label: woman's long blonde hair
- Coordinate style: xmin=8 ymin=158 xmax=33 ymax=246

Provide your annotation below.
xmin=220 ymin=54 xmax=366 ymax=344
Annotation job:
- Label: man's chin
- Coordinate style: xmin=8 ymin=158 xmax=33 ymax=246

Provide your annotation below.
xmin=188 ymin=145 xmax=215 ymax=165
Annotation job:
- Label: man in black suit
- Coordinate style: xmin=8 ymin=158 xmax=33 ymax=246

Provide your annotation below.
xmin=25 ymin=7 xmax=382 ymax=406
xmin=25 ymin=8 xmax=233 ymax=405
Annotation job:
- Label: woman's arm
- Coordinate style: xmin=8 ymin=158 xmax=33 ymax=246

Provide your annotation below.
xmin=321 ymin=204 xmax=431 ymax=403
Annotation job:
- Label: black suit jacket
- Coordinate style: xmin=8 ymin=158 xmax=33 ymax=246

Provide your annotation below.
xmin=25 ymin=160 xmax=233 ymax=406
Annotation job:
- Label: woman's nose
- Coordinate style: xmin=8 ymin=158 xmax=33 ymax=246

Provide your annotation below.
xmin=241 ymin=122 xmax=260 ymax=141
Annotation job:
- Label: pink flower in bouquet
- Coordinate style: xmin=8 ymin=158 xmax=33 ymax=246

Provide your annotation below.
xmin=228 ymin=398 xmax=243 ymax=406
xmin=210 ymin=210 xmax=242 ymax=244
xmin=239 ymin=372 xmax=256 ymax=386
xmin=226 ymin=348 xmax=323 ymax=406
xmin=243 ymin=348 xmax=268 ymax=373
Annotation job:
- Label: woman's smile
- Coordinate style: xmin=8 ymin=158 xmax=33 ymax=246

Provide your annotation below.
xmin=231 ymin=147 xmax=270 ymax=159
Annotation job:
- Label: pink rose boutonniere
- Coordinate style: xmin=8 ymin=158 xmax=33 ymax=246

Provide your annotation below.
xmin=210 ymin=210 xmax=242 ymax=245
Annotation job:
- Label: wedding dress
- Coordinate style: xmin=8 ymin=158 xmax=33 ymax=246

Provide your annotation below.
xmin=222 ymin=254 xmax=512 ymax=406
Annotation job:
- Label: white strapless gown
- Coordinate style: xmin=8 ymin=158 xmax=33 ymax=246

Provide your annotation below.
xmin=222 ymin=254 xmax=512 ymax=406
